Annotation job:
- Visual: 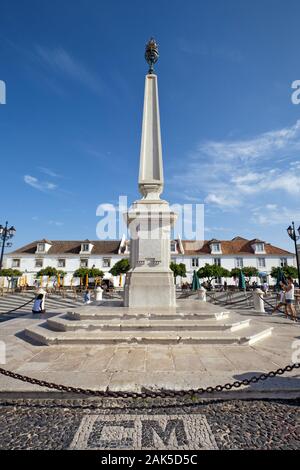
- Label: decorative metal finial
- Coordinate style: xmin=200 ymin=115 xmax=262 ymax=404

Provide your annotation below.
xmin=145 ymin=38 xmax=159 ymax=74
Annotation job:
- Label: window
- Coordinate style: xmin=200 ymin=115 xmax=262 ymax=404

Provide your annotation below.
xmin=35 ymin=259 xmax=43 ymax=268
xmin=12 ymin=259 xmax=20 ymax=268
xmin=82 ymin=243 xmax=89 ymax=252
xmin=37 ymin=243 xmax=45 ymax=252
xmin=258 ymin=257 xmax=266 ymax=268
xmin=192 ymin=258 xmax=199 ymax=267
xmin=103 ymin=258 xmax=111 ymax=268
xmin=213 ymin=258 xmax=221 ymax=266
xmin=80 ymin=258 xmax=88 ymax=268
xmin=211 ymin=243 xmax=221 ymax=253
xmin=256 ymin=243 xmax=264 ymax=252
xmin=58 ymin=259 xmax=66 ymax=268
xmin=235 ymin=257 xmax=243 ymax=268
xmin=280 ymin=258 xmax=287 ymax=267
xmin=170 ymin=241 xmax=176 ymax=253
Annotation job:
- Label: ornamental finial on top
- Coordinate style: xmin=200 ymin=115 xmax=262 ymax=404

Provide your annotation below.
xmin=145 ymin=38 xmax=159 ymax=74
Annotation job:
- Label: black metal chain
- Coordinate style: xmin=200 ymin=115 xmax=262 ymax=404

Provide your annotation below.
xmin=0 ymin=363 xmax=299 ymax=399
xmin=259 ymin=294 xmax=300 ymax=317
xmin=0 ymin=292 xmax=81 ymax=316
xmin=206 ymin=292 xmax=253 ymax=306
xmin=0 ymin=297 xmax=35 ymax=315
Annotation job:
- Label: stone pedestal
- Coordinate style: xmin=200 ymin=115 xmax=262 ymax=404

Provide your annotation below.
xmin=124 ymin=199 xmax=177 ymax=309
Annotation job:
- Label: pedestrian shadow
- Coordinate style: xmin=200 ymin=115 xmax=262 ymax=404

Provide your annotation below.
xmin=233 ymin=370 xmax=300 ymax=393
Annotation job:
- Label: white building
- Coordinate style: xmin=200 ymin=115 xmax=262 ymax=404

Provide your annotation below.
xmin=3 ymin=236 xmax=295 ymax=287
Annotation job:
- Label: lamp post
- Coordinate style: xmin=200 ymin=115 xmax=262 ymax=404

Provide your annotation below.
xmin=0 ymin=221 xmax=16 ymax=272
xmin=287 ymin=221 xmax=300 ymax=287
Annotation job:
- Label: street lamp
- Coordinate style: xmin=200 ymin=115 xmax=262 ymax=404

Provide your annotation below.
xmin=0 ymin=221 xmax=16 ymax=272
xmin=286 ymin=221 xmax=300 ymax=287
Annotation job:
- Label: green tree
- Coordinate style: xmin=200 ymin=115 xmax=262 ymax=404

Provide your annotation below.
xmin=270 ymin=266 xmax=299 ymax=280
xmin=170 ymin=262 xmax=187 ymax=284
xmin=0 ymin=268 xmax=22 ymax=277
xmin=73 ymin=268 xmax=104 ymax=279
xmin=241 ymin=266 xmax=259 ymax=281
xmin=197 ymin=264 xmax=230 ymax=287
xmin=109 ymin=259 xmax=130 ymax=277
xmin=230 ymin=268 xmax=241 ymax=279
xmin=231 ymin=266 xmax=259 ymax=281
xmin=36 ymin=266 xmax=66 ymax=277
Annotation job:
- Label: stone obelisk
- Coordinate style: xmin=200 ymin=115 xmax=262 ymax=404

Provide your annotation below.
xmin=124 ymin=39 xmax=177 ymax=309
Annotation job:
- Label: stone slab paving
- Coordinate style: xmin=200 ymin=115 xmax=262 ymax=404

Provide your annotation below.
xmin=0 ymin=398 xmax=298 ymax=449
xmin=0 ymin=305 xmax=299 ymax=395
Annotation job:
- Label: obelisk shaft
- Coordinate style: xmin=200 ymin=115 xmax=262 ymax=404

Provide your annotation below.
xmin=138 ymin=74 xmax=164 ymax=200
xmin=124 ymin=39 xmax=176 ymax=309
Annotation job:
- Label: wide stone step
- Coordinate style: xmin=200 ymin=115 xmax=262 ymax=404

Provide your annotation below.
xmin=47 ymin=315 xmax=250 ymax=331
xmin=67 ymin=310 xmax=230 ymax=321
xmin=24 ymin=323 xmax=273 ymax=346
xmin=47 ymin=315 xmax=250 ymax=332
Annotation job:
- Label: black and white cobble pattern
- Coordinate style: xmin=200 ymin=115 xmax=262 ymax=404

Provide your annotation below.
xmin=0 ymin=399 xmax=299 ymax=450
xmin=69 ymin=414 xmax=218 ymax=450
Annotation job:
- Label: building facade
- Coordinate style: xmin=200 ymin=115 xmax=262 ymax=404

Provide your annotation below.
xmin=3 ymin=236 xmax=295 ymax=288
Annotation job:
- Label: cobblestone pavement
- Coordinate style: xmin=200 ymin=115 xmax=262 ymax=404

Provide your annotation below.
xmin=0 ymin=398 xmax=299 ymax=450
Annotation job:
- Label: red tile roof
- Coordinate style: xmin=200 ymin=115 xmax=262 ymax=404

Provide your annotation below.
xmin=8 ymin=238 xmax=294 ymax=257
xmin=181 ymin=238 xmax=293 ymax=256
xmin=10 ymin=240 xmax=122 ymax=255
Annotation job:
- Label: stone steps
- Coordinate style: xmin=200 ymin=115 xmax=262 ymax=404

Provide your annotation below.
xmin=46 ymin=314 xmax=251 ymax=333
xmin=24 ymin=322 xmax=273 ymax=346
xmin=67 ymin=309 xmax=230 ymax=321
xmin=23 ymin=300 xmax=273 ymax=347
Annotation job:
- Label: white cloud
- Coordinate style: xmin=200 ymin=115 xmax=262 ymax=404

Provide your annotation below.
xmin=35 ymin=46 xmax=103 ymax=95
xmin=38 ymin=167 xmax=61 ymax=178
xmin=231 ymin=169 xmax=300 ymax=195
xmin=48 ymin=220 xmax=64 ymax=226
xmin=172 ymin=121 xmax=300 ymax=213
xmin=204 ymin=193 xmax=240 ymax=208
xmin=251 ymin=205 xmax=300 ymax=226
xmin=24 ymin=175 xmax=57 ymax=192
xmin=200 ymin=120 xmax=300 ymax=162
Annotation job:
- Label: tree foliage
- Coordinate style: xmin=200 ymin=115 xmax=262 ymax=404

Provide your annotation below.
xmin=270 ymin=266 xmax=299 ymax=280
xmin=0 ymin=268 xmax=22 ymax=277
xmin=170 ymin=262 xmax=187 ymax=279
xmin=197 ymin=264 xmax=230 ymax=286
xmin=36 ymin=266 xmax=66 ymax=277
xmin=73 ymin=267 xmax=104 ymax=279
xmin=109 ymin=259 xmax=130 ymax=276
xmin=230 ymin=266 xmax=259 ymax=281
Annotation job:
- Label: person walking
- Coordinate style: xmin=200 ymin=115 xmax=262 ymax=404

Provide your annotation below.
xmin=283 ymin=277 xmax=297 ymax=321
xmin=83 ymin=289 xmax=92 ymax=304
xmin=271 ymin=282 xmax=287 ymax=317
xmin=263 ymin=280 xmax=269 ymax=295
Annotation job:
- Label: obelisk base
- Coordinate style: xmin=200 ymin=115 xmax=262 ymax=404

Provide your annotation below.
xmin=124 ymin=270 xmax=176 ymax=309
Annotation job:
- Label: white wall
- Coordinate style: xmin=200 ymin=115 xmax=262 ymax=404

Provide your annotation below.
xmin=4 ymin=251 xmax=295 ymax=287
xmin=4 ymin=254 xmax=126 ymax=287
xmin=171 ymin=254 xmax=295 ymax=285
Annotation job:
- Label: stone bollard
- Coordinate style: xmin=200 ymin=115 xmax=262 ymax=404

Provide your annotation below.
xmin=253 ymin=288 xmax=265 ymax=313
xmin=198 ymin=286 xmax=207 ymax=302
xmin=95 ymin=286 xmax=103 ymax=301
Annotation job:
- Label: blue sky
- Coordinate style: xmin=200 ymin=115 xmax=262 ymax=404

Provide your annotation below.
xmin=1 ymin=0 xmax=300 ymax=252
